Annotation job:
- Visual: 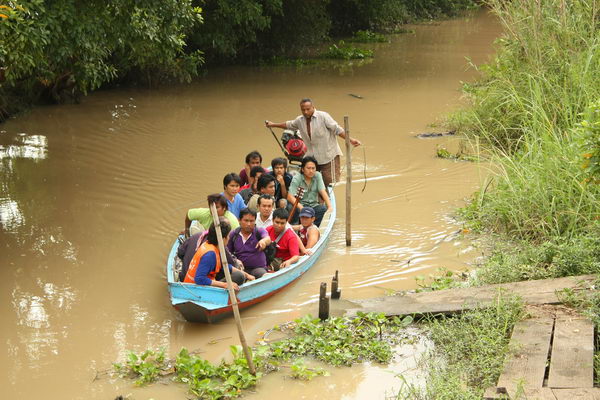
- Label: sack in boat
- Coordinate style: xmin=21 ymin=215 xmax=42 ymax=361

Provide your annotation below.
xmin=264 ymin=242 xmax=277 ymax=265
xmin=270 ymin=257 xmax=283 ymax=272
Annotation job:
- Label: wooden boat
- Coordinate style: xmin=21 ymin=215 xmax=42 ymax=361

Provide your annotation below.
xmin=166 ymin=191 xmax=336 ymax=323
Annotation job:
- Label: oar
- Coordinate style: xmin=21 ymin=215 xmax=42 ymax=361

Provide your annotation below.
xmin=209 ymin=203 xmax=256 ymax=376
xmin=265 ymin=121 xmax=288 ymax=157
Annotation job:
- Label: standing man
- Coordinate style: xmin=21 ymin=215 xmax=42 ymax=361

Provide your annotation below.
xmin=266 ymin=98 xmax=361 ymax=186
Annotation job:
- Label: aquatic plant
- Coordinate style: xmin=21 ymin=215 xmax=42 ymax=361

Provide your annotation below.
xmin=114 ymin=312 xmax=413 ymax=397
xmin=113 ymin=348 xmax=167 ymax=386
xmin=321 ymin=41 xmax=374 ymax=60
xmin=349 ymin=30 xmax=388 ymax=43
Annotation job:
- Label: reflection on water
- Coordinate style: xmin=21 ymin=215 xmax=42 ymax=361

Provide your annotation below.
xmin=0 ymin=198 xmax=23 ymax=229
xmin=0 ymin=133 xmax=48 ymax=161
xmin=0 ymin=9 xmax=501 ymax=399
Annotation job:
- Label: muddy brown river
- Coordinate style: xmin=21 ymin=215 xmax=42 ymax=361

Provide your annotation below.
xmin=0 ymin=10 xmax=501 ymax=399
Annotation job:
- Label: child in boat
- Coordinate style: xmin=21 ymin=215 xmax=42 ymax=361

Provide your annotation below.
xmin=269 ymin=157 xmax=292 ymax=209
xmin=183 ymin=218 xmax=254 ymax=290
xmin=222 ymin=173 xmax=245 ymax=219
xmin=294 ymin=206 xmax=320 ymax=250
xmin=239 ymin=150 xmax=267 ymax=186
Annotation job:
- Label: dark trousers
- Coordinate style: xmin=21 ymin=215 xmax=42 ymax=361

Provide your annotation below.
xmin=217 ymin=268 xmax=246 ymax=285
xmin=246 ymin=267 xmax=267 ymax=279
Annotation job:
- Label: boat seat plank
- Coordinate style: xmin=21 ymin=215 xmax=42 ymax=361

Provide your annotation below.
xmin=547 ymin=315 xmax=594 ymax=388
xmin=496 ymin=317 xmax=554 ymax=399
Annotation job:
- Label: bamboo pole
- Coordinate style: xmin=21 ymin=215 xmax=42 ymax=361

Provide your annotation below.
xmin=344 ymin=116 xmax=352 ymax=246
xmin=209 ymin=204 xmax=256 ymax=375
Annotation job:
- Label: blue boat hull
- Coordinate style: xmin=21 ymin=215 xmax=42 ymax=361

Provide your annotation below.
xmin=166 ymin=192 xmax=336 ymax=323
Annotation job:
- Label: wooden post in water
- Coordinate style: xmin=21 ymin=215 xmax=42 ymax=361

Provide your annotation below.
xmin=344 ymin=116 xmax=352 ymax=246
xmin=318 ymin=282 xmax=329 ymax=321
xmin=331 ymin=270 xmax=341 ymax=299
xmin=209 ymin=204 xmax=256 ymax=375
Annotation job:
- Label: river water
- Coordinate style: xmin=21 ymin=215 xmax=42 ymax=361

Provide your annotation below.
xmin=0 ymin=9 xmax=501 ymax=399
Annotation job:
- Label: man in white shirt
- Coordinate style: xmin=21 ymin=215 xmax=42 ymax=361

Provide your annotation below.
xmin=266 ymin=98 xmax=361 ymax=186
xmin=255 ymin=194 xmax=275 ymax=228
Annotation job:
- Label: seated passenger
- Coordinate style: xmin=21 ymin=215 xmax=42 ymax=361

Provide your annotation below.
xmin=227 ymin=208 xmax=271 ymax=279
xmin=255 ymin=194 xmax=275 ymax=229
xmin=222 ymin=173 xmax=246 ymax=219
xmin=239 ymin=150 xmax=268 ymax=186
xmin=255 ymin=194 xmax=310 ymax=255
xmin=183 ymin=218 xmax=255 ymax=290
xmin=269 ymin=157 xmax=292 ymax=208
xmin=246 ymin=174 xmax=276 ymax=213
xmin=294 ymin=206 xmax=321 ymax=250
xmin=239 ymin=166 xmax=264 ymax=203
xmin=288 ymin=156 xmax=332 ymax=226
xmin=185 ymin=193 xmax=239 ymax=237
xmin=266 ymin=208 xmax=300 ymax=269
xmin=177 ymin=231 xmax=241 ymax=282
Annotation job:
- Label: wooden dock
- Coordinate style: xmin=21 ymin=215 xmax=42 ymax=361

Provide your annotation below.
xmin=329 ymin=274 xmax=598 ymax=400
xmin=484 ymin=308 xmax=596 ymax=400
xmin=339 ymin=275 xmax=597 ymax=318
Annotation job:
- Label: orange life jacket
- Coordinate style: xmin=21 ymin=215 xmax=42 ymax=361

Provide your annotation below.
xmin=184 ymin=242 xmax=222 ymax=284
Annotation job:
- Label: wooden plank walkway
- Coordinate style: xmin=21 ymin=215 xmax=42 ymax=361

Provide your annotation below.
xmin=484 ymin=309 xmax=596 ymax=400
xmin=548 ymin=316 xmax=595 ymax=388
xmin=340 ymin=275 xmax=596 ymax=318
xmin=495 ymin=316 xmax=554 ymax=398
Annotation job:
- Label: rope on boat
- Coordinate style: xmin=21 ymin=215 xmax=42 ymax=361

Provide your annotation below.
xmin=177 ymin=282 xmax=203 ymax=300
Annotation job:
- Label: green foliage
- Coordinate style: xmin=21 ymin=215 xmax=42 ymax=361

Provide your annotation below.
xmin=450 ymin=0 xmax=600 ymax=151
xmin=115 ymin=312 xmax=414 ymax=397
xmin=448 ymin=1 xmax=600 ymax=242
xmin=321 ymin=41 xmax=374 ymax=60
xmin=289 ymin=359 xmax=329 ymax=380
xmin=349 ymin=30 xmax=388 ymax=43
xmin=266 ymin=313 xmax=412 ymax=366
xmin=579 ymin=101 xmax=600 ymax=180
xmin=0 ymin=0 xmax=202 ymax=115
xmin=415 ymin=268 xmax=465 ymax=292
xmin=396 ymin=295 xmax=524 ymax=399
xmin=328 ymin=0 xmax=478 ymax=35
xmin=113 ymin=348 xmax=167 ymax=386
xmin=187 ymin=0 xmax=281 ymax=61
xmin=259 ymin=0 xmax=331 ymax=57
xmin=435 ymin=146 xmax=478 ymax=162
xmin=472 ymin=233 xmax=600 ymax=286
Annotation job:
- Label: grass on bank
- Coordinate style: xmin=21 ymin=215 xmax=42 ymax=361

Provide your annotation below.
xmin=410 ymin=1 xmax=600 ymax=397
xmin=396 ymin=295 xmax=525 ymax=399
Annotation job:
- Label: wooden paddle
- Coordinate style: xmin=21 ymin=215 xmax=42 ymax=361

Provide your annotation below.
xmin=209 ymin=203 xmax=256 ymax=376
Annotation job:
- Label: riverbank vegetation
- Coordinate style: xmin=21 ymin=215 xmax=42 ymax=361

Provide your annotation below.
xmin=113 ymin=313 xmax=413 ymax=399
xmin=0 ymin=0 xmax=478 ymax=122
xmin=400 ymin=0 xmax=600 ymax=397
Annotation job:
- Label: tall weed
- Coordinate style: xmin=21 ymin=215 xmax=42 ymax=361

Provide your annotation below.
xmin=396 ymin=295 xmax=524 ymax=399
xmin=452 ymin=0 xmax=600 ymax=240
